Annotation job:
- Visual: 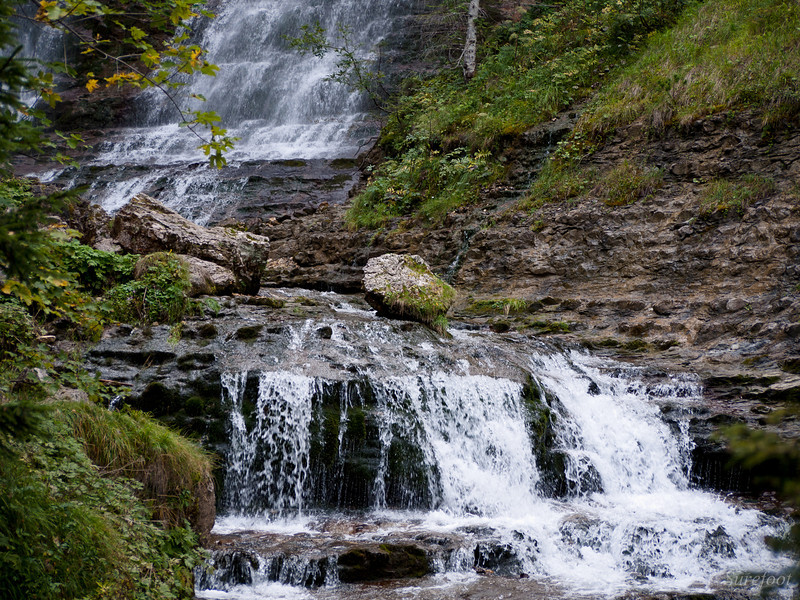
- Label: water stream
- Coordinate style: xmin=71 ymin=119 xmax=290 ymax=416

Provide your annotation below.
xmin=193 ymin=312 xmax=792 ymax=600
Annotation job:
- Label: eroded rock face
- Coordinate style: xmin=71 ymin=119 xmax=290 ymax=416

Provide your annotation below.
xmin=363 ymin=254 xmax=455 ymax=330
xmin=112 ymin=194 xmax=270 ymax=293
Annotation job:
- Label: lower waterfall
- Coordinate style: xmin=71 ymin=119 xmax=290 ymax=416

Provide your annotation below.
xmin=195 ymin=320 xmax=791 ymax=600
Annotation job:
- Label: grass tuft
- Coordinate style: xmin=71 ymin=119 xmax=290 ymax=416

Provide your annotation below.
xmin=698 ymin=173 xmax=776 ymax=217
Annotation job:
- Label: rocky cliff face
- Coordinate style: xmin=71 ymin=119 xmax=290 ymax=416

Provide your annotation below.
xmin=255 ymin=110 xmax=800 ymax=430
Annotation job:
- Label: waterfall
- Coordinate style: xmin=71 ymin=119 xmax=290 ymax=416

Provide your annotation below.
xmin=203 ymin=320 xmax=792 ymax=599
xmin=24 ymin=0 xmax=414 ymax=222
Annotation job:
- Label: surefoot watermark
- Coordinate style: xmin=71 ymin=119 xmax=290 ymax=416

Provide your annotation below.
xmin=727 ymin=572 xmax=794 ymax=590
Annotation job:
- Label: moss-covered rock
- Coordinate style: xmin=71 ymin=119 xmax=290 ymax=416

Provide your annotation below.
xmin=363 ymin=254 xmax=454 ymax=333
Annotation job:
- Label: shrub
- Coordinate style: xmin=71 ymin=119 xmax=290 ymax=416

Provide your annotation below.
xmin=53 ymin=239 xmax=138 ymax=295
xmin=103 ymin=252 xmax=194 ymax=325
xmin=0 ymin=404 xmax=209 ymax=600
xmin=348 ymin=147 xmax=502 ymax=228
xmin=348 ymin=0 xmax=689 ymax=227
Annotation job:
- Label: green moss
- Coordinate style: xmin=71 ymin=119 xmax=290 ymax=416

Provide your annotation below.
xmin=622 ymin=339 xmax=649 ymax=351
xmin=780 ymin=359 xmax=800 ymax=374
xmin=294 ymin=296 xmax=319 ymax=306
xmin=235 ymin=324 xmax=263 ymax=342
xmin=527 ymin=319 xmax=573 ymax=334
xmin=378 ymin=258 xmax=455 ymax=330
xmin=467 ymin=297 xmax=530 ymax=315
xmin=347 ymin=407 xmax=367 ymax=443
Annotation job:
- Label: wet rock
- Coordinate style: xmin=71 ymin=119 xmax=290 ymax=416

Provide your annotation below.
xmin=112 ymin=194 xmax=270 ymax=293
xmin=473 ymin=541 xmax=525 ymax=576
xmin=337 ymin=544 xmax=430 ymax=582
xmin=363 ymin=254 xmax=455 ymax=332
xmin=700 ymin=526 xmax=736 ymax=558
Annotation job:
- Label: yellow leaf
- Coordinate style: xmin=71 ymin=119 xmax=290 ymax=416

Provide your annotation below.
xmin=86 ymin=79 xmax=99 ymax=93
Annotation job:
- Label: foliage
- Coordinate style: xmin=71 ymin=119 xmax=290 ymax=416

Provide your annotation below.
xmin=521 ymin=162 xmax=597 ymax=211
xmin=0 ymin=178 xmax=88 ymax=317
xmin=467 ymin=297 xmax=529 ymax=315
xmin=65 ymin=401 xmax=214 ymax=529
xmin=573 ymin=0 xmax=800 ymax=140
xmin=54 ymin=238 xmax=138 ymax=295
xmin=723 ymin=410 xmax=800 ymax=584
xmin=348 ymin=145 xmax=502 ymax=227
xmin=593 ymin=160 xmax=663 ymax=206
xmin=348 ymin=0 xmax=688 ymax=226
xmin=0 ymin=404 xmax=208 ymax=600
xmin=103 ymin=252 xmax=194 ymax=325
xmin=698 ymin=174 xmax=775 ymax=217
xmin=287 ymin=22 xmax=389 ymax=111
xmin=14 ymin=0 xmax=233 ymax=166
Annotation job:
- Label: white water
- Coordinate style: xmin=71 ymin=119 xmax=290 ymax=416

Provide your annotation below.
xmin=208 ymin=327 xmax=792 ymax=599
xmin=26 ymin=0 xmax=411 ymax=219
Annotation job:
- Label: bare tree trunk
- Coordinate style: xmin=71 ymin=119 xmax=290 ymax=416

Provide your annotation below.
xmin=463 ymin=0 xmax=479 ymax=80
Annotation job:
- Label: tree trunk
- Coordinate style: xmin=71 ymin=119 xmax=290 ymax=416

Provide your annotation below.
xmin=463 ymin=0 xmax=480 ymax=80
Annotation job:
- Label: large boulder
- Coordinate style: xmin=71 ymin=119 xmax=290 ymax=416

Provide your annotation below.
xmin=111 ymin=194 xmax=270 ymax=294
xmin=363 ymin=253 xmax=455 ymax=332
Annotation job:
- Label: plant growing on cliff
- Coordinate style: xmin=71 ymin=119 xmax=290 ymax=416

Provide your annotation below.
xmin=103 ymin=252 xmax=194 ymax=325
xmin=0 ymin=402 xmax=211 ymax=600
xmin=698 ymin=174 xmax=775 ymax=217
xmin=570 ymin=0 xmax=800 ymax=142
xmin=347 ymin=0 xmax=688 ymax=227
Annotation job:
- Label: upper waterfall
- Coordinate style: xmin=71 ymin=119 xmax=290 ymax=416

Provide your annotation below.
xmin=99 ymin=0 xmax=406 ymax=165
xmin=23 ymin=0 xmax=417 ymax=222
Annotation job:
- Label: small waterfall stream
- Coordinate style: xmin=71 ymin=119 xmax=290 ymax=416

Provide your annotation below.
xmin=194 ymin=314 xmax=792 ymax=600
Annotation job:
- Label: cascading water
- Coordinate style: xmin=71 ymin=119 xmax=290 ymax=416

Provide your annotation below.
xmin=23 ymin=0 xmax=415 ymax=223
xmin=197 ymin=312 xmax=793 ymax=600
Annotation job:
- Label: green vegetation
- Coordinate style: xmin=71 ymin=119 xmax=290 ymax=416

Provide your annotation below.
xmin=377 ymin=256 xmax=456 ymax=332
xmin=66 ymin=402 xmax=214 ymax=528
xmin=574 ymin=0 xmax=800 ymax=138
xmin=348 ymin=0 xmax=688 ymax=227
xmin=522 ymin=159 xmax=661 ymax=211
xmin=594 ymin=160 xmax=664 ymax=206
xmin=467 ymin=297 xmax=530 ymax=315
xmin=698 ymin=174 xmax=775 ymax=217
xmin=0 ymin=4 xmax=224 ymax=594
xmin=522 ymin=163 xmax=597 ymax=211
xmin=1 ymin=403 xmax=210 ymax=600
xmin=527 ymin=320 xmax=574 ymax=334
xmin=104 ymin=252 xmax=194 ymax=325
xmin=348 ymin=147 xmax=501 ymax=227
xmin=723 ymin=410 xmax=800 ymax=585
